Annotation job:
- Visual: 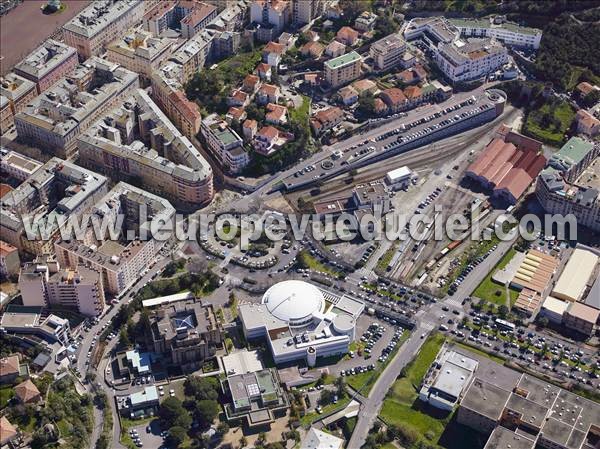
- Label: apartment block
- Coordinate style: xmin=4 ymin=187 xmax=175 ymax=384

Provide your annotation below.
xmin=563 ymin=302 xmax=599 ymax=337
xmin=149 ymin=299 xmax=223 ymax=372
xmin=324 ymin=51 xmax=362 ymax=88
xmin=370 ymin=33 xmax=408 ymax=71
xmin=55 ymin=182 xmax=175 ymax=296
xmin=0 ymin=308 xmax=71 ymax=346
xmin=0 ymin=73 xmax=37 ymax=133
xmin=292 ymin=0 xmax=323 ymax=26
xmin=106 ymin=29 xmax=178 ymax=84
xmin=78 ymin=89 xmax=214 ymax=209
xmin=151 ymin=62 xmax=202 ymax=140
xmin=169 ymin=30 xmax=214 ymax=83
xmin=143 ymin=0 xmax=217 ymax=38
xmin=18 ymin=258 xmax=105 ymax=317
xmin=13 ymin=40 xmax=78 ymax=94
xmin=0 ymin=150 xmax=42 ymax=182
xmin=250 ymin=0 xmax=291 ymax=41
xmin=62 ymin=0 xmax=145 ymax=60
xmin=14 ymin=58 xmax=139 ymax=159
xmin=449 ymin=17 xmax=542 ymax=49
xmin=201 ymin=113 xmax=249 ymax=174
xmin=435 ymin=38 xmax=508 ymax=83
xmin=0 ymin=158 xmax=108 ymax=255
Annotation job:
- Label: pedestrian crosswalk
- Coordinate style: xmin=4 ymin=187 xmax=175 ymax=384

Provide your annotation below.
xmin=444 ymin=298 xmax=463 ymax=308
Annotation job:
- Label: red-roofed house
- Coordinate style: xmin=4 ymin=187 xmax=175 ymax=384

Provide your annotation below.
xmin=14 ymin=379 xmax=41 ymax=404
xmin=242 ymin=119 xmax=258 ymax=140
xmin=351 ymin=79 xmax=377 ymax=95
xmin=575 ymin=81 xmax=598 ymax=98
xmin=262 ymin=42 xmax=285 ymax=66
xmin=380 ymin=88 xmax=407 ymax=113
xmin=310 ymin=107 xmax=344 ymax=136
xmin=253 ymin=126 xmax=289 ymax=156
xmin=0 ymin=355 xmax=20 ymax=385
xmin=338 ymin=86 xmax=359 ymax=105
xmin=397 ymin=64 xmax=428 ymax=85
xmin=226 ymin=107 xmax=247 ymax=124
xmin=374 ymin=98 xmax=387 ymax=115
xmin=403 ymin=85 xmax=422 ymax=106
xmin=228 ymin=89 xmax=249 ymax=107
xmin=265 ymin=103 xmax=288 ymax=125
xmin=336 ymin=27 xmax=360 ymax=46
xmin=0 ymin=416 xmax=19 ymax=447
xmin=576 ymin=109 xmax=600 ymax=137
xmin=325 ymin=40 xmax=346 ymax=58
xmin=256 ymin=84 xmax=280 ymax=105
xmin=180 ymin=2 xmax=218 ymax=38
xmin=256 ymin=63 xmax=272 ymax=81
xmin=242 ymin=74 xmax=260 ymax=93
xmin=465 ymin=129 xmax=546 ymax=204
xmin=300 ymin=41 xmax=325 ymax=59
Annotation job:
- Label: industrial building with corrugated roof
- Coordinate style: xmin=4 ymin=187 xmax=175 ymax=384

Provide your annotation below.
xmin=551 ymin=248 xmax=598 ymax=302
xmin=510 ymin=249 xmax=559 ymax=316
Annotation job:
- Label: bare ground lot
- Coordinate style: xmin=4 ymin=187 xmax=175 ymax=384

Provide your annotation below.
xmin=0 ymin=0 xmax=90 ymax=74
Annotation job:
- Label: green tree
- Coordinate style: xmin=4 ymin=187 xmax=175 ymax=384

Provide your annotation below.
xmin=184 ymin=376 xmax=219 ymax=401
xmin=192 ymin=399 xmax=219 ymax=427
xmin=119 ymin=328 xmax=131 ymax=347
xmin=498 ymin=305 xmax=509 ymax=319
xmin=357 ymin=91 xmax=377 ymax=117
xmin=582 ymin=90 xmax=600 ymax=107
xmin=167 ymin=426 xmax=187 ymax=448
xmin=159 ymin=397 xmax=191 ymax=429
xmin=319 ymin=389 xmax=334 ymax=405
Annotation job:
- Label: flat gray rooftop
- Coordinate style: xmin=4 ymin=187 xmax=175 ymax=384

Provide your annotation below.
xmin=484 ymin=426 xmax=535 ymax=449
xmin=461 ymin=378 xmax=510 ymax=420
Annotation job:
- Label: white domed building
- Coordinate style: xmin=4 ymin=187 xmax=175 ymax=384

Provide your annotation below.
xmin=240 ymin=280 xmax=364 ymax=366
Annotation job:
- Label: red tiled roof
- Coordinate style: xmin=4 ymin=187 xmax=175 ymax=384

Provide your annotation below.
xmin=300 ymin=41 xmax=324 ymax=57
xmin=0 ymin=416 xmax=17 ymax=444
xmin=337 ymin=26 xmax=359 ymax=41
xmin=577 ymin=109 xmax=600 ymax=128
xmin=243 ymin=74 xmax=259 ymax=88
xmin=259 ymin=84 xmax=279 ymax=96
xmin=227 ymin=106 xmax=246 ymax=121
xmin=14 ymin=379 xmax=40 ymax=403
xmin=380 ymin=88 xmax=406 ymax=106
xmin=315 ymin=106 xmax=343 ymax=123
xmin=0 ymin=241 xmax=17 ymax=257
xmin=243 ymin=119 xmax=258 ymax=129
xmin=256 ymin=63 xmax=271 ymax=74
xmin=404 ymin=85 xmax=421 ymax=99
xmin=576 ymin=81 xmax=596 ymax=96
xmin=467 ymin=136 xmax=547 ymax=201
xmin=144 ymin=0 xmax=176 ymax=20
xmin=264 ymin=41 xmax=285 ymax=54
xmin=230 ymin=90 xmax=248 ymax=102
xmin=0 ymin=184 xmax=13 ymax=198
xmin=180 ymin=2 xmax=217 ymax=26
xmin=168 ymin=91 xmax=200 ymax=121
xmin=0 ymin=355 xmax=19 ymax=377
xmin=257 ymin=126 xmax=279 ymax=139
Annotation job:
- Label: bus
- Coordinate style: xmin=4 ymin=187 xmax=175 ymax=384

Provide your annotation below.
xmin=495 ymin=318 xmax=516 ymax=332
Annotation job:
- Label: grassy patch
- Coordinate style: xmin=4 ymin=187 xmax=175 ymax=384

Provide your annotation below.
xmin=523 ymin=100 xmax=575 ymax=147
xmin=379 ymin=334 xmax=449 ymax=445
xmin=300 ymin=396 xmax=351 ymax=426
xmin=375 ymin=244 xmax=398 ymax=275
xmin=472 ymin=249 xmax=519 ymax=307
xmin=0 ymin=386 xmax=14 ymax=408
xmin=289 ymin=95 xmax=311 ymax=127
xmin=296 ymin=250 xmax=341 ymax=277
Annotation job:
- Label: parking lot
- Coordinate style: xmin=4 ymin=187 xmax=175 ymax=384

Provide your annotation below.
xmin=126 ymin=420 xmax=165 ymax=448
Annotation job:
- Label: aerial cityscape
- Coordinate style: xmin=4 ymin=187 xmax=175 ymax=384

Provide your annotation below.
xmin=0 ymin=1 xmax=599 ymax=449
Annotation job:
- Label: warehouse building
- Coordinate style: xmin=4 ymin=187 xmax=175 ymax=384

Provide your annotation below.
xmin=551 ymin=248 xmax=598 ymax=303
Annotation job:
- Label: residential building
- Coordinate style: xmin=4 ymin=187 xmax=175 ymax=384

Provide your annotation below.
xmin=221 ymin=368 xmax=289 ymax=427
xmin=547 ymin=137 xmax=599 ymax=182
xmin=380 ymin=87 xmax=408 ymax=113
xmin=575 ymin=81 xmax=599 ymax=99
xmin=180 ymin=3 xmax=218 ymax=38
xmin=106 ymin=29 xmax=178 ymax=84
xmin=300 ymin=428 xmax=344 ymax=449
xmin=352 ymin=79 xmax=377 ymax=95
xmin=256 ymin=62 xmax=272 ymax=81
xmin=226 ymin=106 xmax=247 ymax=124
xmin=14 ymin=58 xmax=139 ymax=159
xmin=370 ymin=33 xmax=407 ymax=71
xmin=563 ymin=302 xmax=599 ymax=337
xmin=0 ymin=151 xmax=42 ymax=183
xmin=253 ymin=125 xmax=286 ymax=156
xmin=338 ymin=85 xmax=359 ymax=105
xmin=151 ymin=62 xmax=202 ymax=139
xmin=465 ymin=128 xmax=546 ymax=204
xmin=13 ymin=40 xmax=78 ymax=94
xmin=168 ymin=30 xmax=214 ymax=83
xmin=242 ymin=119 xmax=258 ymax=140
xmin=324 ymin=51 xmax=362 ymax=88
xmin=0 ymin=355 xmax=21 ymax=384
xmin=300 ymin=41 xmax=325 ymax=59
xmin=149 ymin=299 xmax=222 ymax=371
xmin=19 ymin=259 xmax=106 ymax=317
xmin=576 ymin=109 xmax=600 ymax=138
xmin=0 ymin=241 xmax=19 ymax=279
xmin=325 ymin=40 xmax=345 ymax=58
xmin=213 ymin=30 xmax=241 ymax=58
xmin=310 ymin=106 xmax=344 ymax=135
xmin=449 ymin=17 xmax=543 ymax=49
xmin=397 ymin=64 xmax=428 ymax=85
xmin=265 ymin=103 xmax=288 ymax=125
xmin=257 ymin=83 xmax=280 ymax=104
xmin=0 ymin=307 xmax=71 ymax=346
xmin=0 ymin=158 xmax=108 ymax=255
xmin=292 ymin=0 xmax=323 ymax=26
xmin=262 ymin=41 xmax=286 ymax=66
xmin=62 ymin=0 xmax=146 ymax=60
xmin=0 ymin=73 xmax=37 ymax=132
xmin=239 ymin=280 xmax=364 ymax=365
xmin=228 ymin=89 xmax=249 ymax=107
xmin=354 ymin=11 xmax=377 ymax=32
xmin=54 ymin=182 xmax=175 ymax=296
xmin=250 ymin=0 xmax=291 ymax=41
xmin=540 ymin=296 xmax=570 ymax=324
xmin=0 ymin=416 xmax=19 ymax=448
xmin=77 ymin=89 xmax=214 ymax=208
xmin=201 ymin=113 xmax=249 ymax=174
xmin=278 ymin=32 xmax=295 ymax=49
xmin=242 ymin=74 xmax=260 ymax=93
xmin=435 ymin=37 xmax=508 ymax=83
xmin=14 ymin=379 xmax=41 ymax=404
xmin=336 ymin=26 xmax=359 ymax=46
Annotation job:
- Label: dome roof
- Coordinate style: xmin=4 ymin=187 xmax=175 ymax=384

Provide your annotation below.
xmin=262 ymin=280 xmax=325 ymax=324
